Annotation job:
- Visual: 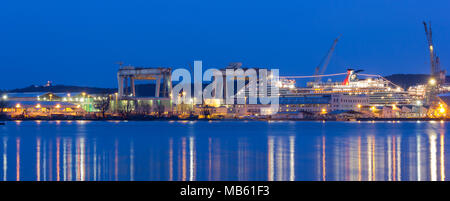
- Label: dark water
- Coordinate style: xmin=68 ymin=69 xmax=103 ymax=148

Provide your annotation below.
xmin=0 ymin=120 xmax=448 ymax=181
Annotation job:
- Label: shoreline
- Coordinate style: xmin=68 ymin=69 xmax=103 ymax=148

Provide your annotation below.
xmin=1 ymin=117 xmax=448 ymax=122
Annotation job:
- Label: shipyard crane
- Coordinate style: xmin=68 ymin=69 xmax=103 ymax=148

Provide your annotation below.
xmin=423 ymin=21 xmax=441 ymax=80
xmin=312 ymin=35 xmax=341 ymax=82
xmin=423 ymin=21 xmax=447 ymax=106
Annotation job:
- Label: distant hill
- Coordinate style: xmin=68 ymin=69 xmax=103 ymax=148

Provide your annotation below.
xmin=7 ymin=84 xmax=171 ymax=96
xmin=9 ymin=85 xmax=117 ymax=94
xmin=384 ymin=74 xmax=450 ymax=89
xmin=6 ymin=83 xmax=184 ymax=96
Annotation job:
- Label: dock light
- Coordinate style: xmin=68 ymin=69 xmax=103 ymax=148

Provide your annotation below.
xmin=15 ymin=103 xmax=21 ymax=108
xmin=55 ymin=104 xmax=61 ymax=109
xmin=35 ymin=104 xmax=41 ymax=109
xmin=429 ymin=78 xmax=437 ymax=85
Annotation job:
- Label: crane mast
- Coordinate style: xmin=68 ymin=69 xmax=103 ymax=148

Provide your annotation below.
xmin=313 ymin=35 xmax=340 ymax=82
xmin=423 ymin=22 xmax=438 ymax=79
xmin=423 ymin=21 xmax=446 ymax=106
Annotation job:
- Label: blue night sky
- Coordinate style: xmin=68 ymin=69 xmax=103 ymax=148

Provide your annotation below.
xmin=1 ymin=0 xmax=450 ymax=89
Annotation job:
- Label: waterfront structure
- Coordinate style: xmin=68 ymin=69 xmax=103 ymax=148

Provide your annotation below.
xmin=1 ymin=63 xmax=446 ymax=120
xmin=190 ymin=64 xmax=428 ymax=119
xmin=2 ymin=101 xmax=84 ymax=118
xmin=1 ymin=92 xmax=100 ymax=115
xmin=329 ymin=94 xmax=369 ymax=111
xmin=38 ymin=92 xmax=96 ymax=112
xmin=117 ymin=66 xmax=172 ymax=98
xmin=115 ymin=66 xmax=173 ymax=116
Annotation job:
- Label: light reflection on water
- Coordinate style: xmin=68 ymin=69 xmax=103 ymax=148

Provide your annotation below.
xmin=0 ymin=120 xmax=448 ymax=181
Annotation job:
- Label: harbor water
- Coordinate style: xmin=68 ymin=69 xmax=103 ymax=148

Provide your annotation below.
xmin=0 ymin=120 xmax=448 ymax=181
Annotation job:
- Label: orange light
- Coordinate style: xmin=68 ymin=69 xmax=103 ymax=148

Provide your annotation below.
xmin=35 ymin=104 xmax=41 ymax=108
xmin=15 ymin=103 xmax=21 ymax=108
xmin=357 ymin=104 xmax=362 ymax=108
xmin=55 ymin=104 xmax=61 ymax=109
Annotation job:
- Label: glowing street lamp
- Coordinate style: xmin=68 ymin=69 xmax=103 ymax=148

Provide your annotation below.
xmin=429 ymin=78 xmax=437 ymax=86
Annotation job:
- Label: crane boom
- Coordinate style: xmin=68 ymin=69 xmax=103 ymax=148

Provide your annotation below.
xmin=423 ymin=21 xmax=437 ymax=77
xmin=313 ymin=35 xmax=341 ymax=82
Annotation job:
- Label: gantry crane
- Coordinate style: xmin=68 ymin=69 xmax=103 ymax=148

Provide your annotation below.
xmin=312 ymin=35 xmax=341 ymax=82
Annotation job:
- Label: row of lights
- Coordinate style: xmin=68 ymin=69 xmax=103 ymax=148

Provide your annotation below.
xmin=15 ymin=103 xmax=80 ymax=109
xmin=16 ymin=103 xmax=61 ymax=109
